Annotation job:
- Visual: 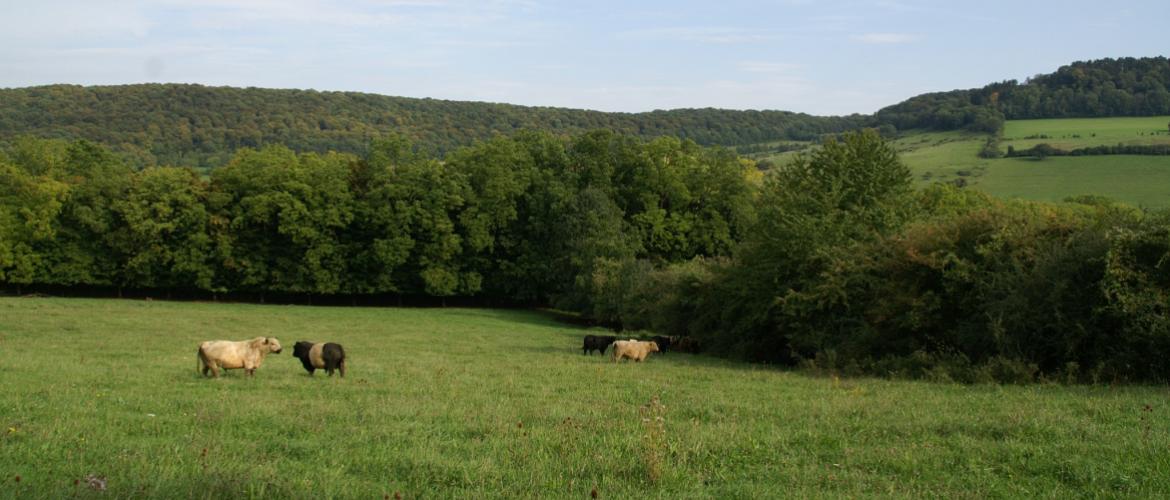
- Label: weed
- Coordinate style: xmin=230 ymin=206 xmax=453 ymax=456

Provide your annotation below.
xmin=639 ymin=395 xmax=668 ymax=483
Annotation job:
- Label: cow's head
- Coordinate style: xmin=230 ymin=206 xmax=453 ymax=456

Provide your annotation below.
xmin=265 ymin=337 xmax=282 ymax=354
xmin=648 ymin=341 xmax=660 ymax=353
xmin=292 ymin=341 xmax=314 ymax=360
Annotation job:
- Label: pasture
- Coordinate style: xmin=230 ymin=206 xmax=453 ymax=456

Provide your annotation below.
xmin=1002 ymin=116 xmax=1170 ymax=151
xmin=1 ymin=297 xmax=1169 ymax=498
xmin=976 ymin=156 xmax=1170 ymax=208
xmin=890 ymin=130 xmax=992 ymax=186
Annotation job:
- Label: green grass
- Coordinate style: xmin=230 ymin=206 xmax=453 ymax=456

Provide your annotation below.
xmin=1003 ymin=116 xmax=1170 ymax=151
xmin=865 ymin=124 xmax=1170 ymax=208
xmin=3 ymin=297 xmax=1169 ymax=498
xmin=975 ymin=155 xmax=1170 ymax=207
xmin=890 ymin=130 xmax=993 ymax=186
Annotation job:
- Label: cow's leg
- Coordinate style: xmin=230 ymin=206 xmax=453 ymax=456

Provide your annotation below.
xmin=338 ymin=361 xmax=345 ymax=378
xmin=210 ymin=363 xmax=220 ymax=378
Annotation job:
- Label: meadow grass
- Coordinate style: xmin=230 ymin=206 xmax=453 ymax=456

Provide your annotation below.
xmin=1003 ymin=116 xmax=1170 ymax=151
xmin=977 ymin=156 xmax=1170 ymax=208
xmin=890 ymin=130 xmax=992 ymax=186
xmin=2 ymin=297 xmax=1169 ymax=498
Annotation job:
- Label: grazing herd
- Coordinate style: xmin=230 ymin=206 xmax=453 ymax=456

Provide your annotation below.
xmin=195 ymin=330 xmax=695 ymax=378
xmin=582 ymin=334 xmax=702 ymax=363
xmin=196 ymin=337 xmax=346 ymax=378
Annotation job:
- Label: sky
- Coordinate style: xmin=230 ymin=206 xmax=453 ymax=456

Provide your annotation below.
xmin=0 ymin=0 xmax=1165 ymax=116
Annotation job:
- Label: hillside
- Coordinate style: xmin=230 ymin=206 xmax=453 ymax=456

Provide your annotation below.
xmin=874 ymin=56 xmax=1170 ymax=133
xmin=0 ymin=84 xmax=861 ymax=168
xmin=3 ymin=58 xmax=1165 ymax=169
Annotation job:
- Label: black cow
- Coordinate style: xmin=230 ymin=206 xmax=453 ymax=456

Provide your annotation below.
xmin=582 ymin=335 xmax=617 ymax=355
xmin=292 ymin=341 xmax=347 ymax=377
xmin=651 ymin=335 xmax=672 ymax=353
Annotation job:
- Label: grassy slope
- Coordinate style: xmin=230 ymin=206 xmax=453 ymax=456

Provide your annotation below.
xmin=1003 ymin=116 xmax=1170 ymax=151
xmin=846 ymin=121 xmax=1170 ymax=208
xmin=977 ymin=156 xmax=1170 ymax=207
xmin=891 ymin=130 xmax=992 ymax=186
xmin=1 ymin=297 xmax=1169 ymax=498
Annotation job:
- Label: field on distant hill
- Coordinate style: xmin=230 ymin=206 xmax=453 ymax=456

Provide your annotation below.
xmin=754 ymin=119 xmax=1170 ymax=208
xmin=976 ymin=156 xmax=1170 ymax=207
xmin=2 ymin=297 xmax=1169 ymax=497
xmin=1003 ymin=116 xmax=1170 ymax=151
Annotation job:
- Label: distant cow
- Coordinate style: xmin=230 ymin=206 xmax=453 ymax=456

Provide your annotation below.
xmin=292 ymin=341 xmax=347 ymax=377
xmin=197 ymin=337 xmax=282 ymax=378
xmin=583 ymin=334 xmax=617 ymax=355
xmin=651 ymin=335 xmax=672 ymax=353
xmin=612 ymin=340 xmax=660 ymax=362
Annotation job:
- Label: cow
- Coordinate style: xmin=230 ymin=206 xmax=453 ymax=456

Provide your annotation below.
xmin=583 ymin=334 xmax=617 ymax=355
xmin=612 ymin=340 xmax=660 ymax=362
xmin=292 ymin=341 xmax=347 ymax=377
xmin=197 ymin=337 xmax=282 ymax=378
xmin=651 ymin=335 xmax=672 ymax=353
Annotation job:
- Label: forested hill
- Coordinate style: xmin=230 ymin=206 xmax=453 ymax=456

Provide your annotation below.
xmin=0 ymin=83 xmax=861 ymax=168
xmin=874 ymin=56 xmax=1170 ymax=133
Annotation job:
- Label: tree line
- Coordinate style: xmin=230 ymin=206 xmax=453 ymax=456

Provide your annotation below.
xmin=0 ymin=84 xmax=862 ymax=169
xmin=1006 ymin=142 xmax=1170 ymax=158
xmin=0 ymin=131 xmax=757 ymax=304
xmin=4 ymin=130 xmax=1170 ymax=383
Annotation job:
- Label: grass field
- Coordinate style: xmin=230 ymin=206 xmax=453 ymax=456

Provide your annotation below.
xmin=2 ymin=297 xmax=1170 ymax=497
xmin=1003 ymin=116 xmax=1170 ymax=151
xmin=977 ymin=156 xmax=1170 ymax=208
xmin=889 ymin=130 xmax=992 ymax=186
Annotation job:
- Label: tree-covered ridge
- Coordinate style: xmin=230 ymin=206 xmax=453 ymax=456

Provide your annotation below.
xmin=0 ymin=83 xmax=862 ymax=168
xmin=874 ymin=56 xmax=1170 ymax=133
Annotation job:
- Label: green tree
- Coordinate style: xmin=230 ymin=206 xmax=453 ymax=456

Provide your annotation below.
xmin=38 ymin=140 xmax=133 ymax=287
xmin=711 ymin=129 xmax=914 ymax=361
xmin=209 ymin=146 xmax=355 ymax=295
xmin=0 ymin=157 xmax=68 ymax=287
xmin=110 ymin=167 xmax=215 ymax=290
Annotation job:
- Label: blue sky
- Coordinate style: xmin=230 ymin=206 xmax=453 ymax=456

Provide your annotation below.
xmin=0 ymin=0 xmax=1165 ymax=115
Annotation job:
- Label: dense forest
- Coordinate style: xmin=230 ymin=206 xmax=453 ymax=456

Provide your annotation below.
xmin=0 ymin=84 xmax=862 ymax=168
xmin=1 ymin=58 xmax=1165 ymax=170
xmin=4 ymin=130 xmax=1170 ymax=383
xmin=874 ymin=57 xmax=1170 ymax=133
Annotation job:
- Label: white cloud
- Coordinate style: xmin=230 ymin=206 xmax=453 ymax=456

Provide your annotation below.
xmin=851 ymin=33 xmax=920 ymax=44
